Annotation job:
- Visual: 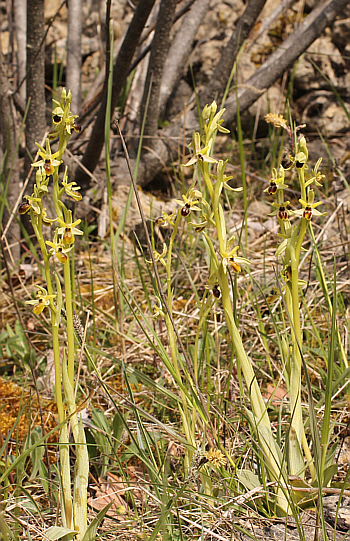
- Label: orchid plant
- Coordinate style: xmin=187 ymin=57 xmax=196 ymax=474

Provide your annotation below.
xmin=151 ymin=102 xmax=335 ymax=514
xmin=20 ymin=89 xmax=88 ymax=540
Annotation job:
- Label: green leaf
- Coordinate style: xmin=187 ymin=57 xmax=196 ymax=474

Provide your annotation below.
xmin=44 ymin=526 xmax=77 ymax=541
xmin=237 ymin=469 xmax=261 ymax=491
xmin=81 ymin=502 xmax=113 ymax=541
xmin=28 ymin=426 xmax=45 ymax=481
xmin=323 ymin=464 xmax=338 ymax=487
xmin=112 ymin=410 xmax=125 ymax=453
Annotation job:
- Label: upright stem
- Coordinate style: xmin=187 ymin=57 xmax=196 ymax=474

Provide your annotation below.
xmin=164 ymin=211 xmax=194 ymax=444
xmin=64 ymin=255 xmax=75 ymax=386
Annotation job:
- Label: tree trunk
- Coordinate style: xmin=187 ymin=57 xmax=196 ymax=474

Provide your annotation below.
xmin=25 ymin=0 xmax=46 ymax=175
xmin=66 ymin=0 xmax=82 ymax=113
xmin=140 ymin=0 xmax=178 ymax=138
xmin=199 ymin=0 xmax=268 ymax=108
xmin=159 ymin=0 xmax=211 ymax=117
xmin=74 ymin=0 xmax=156 ymax=191
xmin=14 ymin=0 xmax=26 ymax=102
xmin=0 ymin=44 xmax=21 ymax=262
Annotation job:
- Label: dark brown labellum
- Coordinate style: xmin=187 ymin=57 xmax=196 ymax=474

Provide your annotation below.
xmin=18 ymin=202 xmax=31 ymax=214
xmin=180 ymin=203 xmax=191 ymax=217
xmin=296 ymin=161 xmax=304 ymax=168
xmin=53 ymin=115 xmax=62 ymax=124
xmin=212 ymin=284 xmax=221 ymax=299
xmin=44 ymin=159 xmax=53 ymax=174
xmin=73 ymin=123 xmax=82 ymax=133
xmin=303 ymin=206 xmax=312 ymax=220
xmin=268 ymin=182 xmax=277 ymax=195
xmin=278 ymin=206 xmax=288 ymax=220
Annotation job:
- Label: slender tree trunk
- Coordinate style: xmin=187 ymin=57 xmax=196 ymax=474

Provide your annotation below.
xmin=67 ymin=0 xmax=82 ymax=113
xmin=0 ymin=45 xmax=20 ymax=262
xmin=25 ymin=0 xmax=46 ymax=175
xmin=140 ymin=0 xmax=178 ymax=138
xmin=14 ymin=0 xmax=26 ymax=102
xmin=199 ymin=0 xmax=267 ymax=108
xmin=159 ymin=0 xmax=211 ymax=117
xmin=75 ymin=0 xmax=156 ymax=191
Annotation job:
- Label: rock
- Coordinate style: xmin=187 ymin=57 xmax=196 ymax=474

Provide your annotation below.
xmin=323 ymin=495 xmax=350 ymax=532
xmin=249 ymin=85 xmax=285 ymax=125
xmin=332 ymin=18 xmax=350 ymax=51
xmin=306 ymin=138 xmax=346 ymax=166
xmin=294 ymin=36 xmax=347 ymax=92
xmin=297 ymin=91 xmax=350 ymax=133
xmin=248 ymin=200 xmax=271 ymax=217
xmin=237 ymin=508 xmax=350 ymax=541
xmin=110 ymin=184 xmax=177 ymax=236
xmin=45 ymin=0 xmax=67 ymax=21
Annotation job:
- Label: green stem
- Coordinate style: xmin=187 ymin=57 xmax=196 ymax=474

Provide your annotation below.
xmin=164 ymin=211 xmax=194 ymax=445
xmin=64 ymin=255 xmax=75 ymax=386
xmin=166 ymin=211 xmax=182 ymax=305
xmin=218 ymin=267 xmax=269 ymax=427
xmin=52 ymin=169 xmax=64 ymax=221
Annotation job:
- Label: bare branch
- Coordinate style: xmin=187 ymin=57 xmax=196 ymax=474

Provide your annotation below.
xmin=75 ymin=0 xmax=156 ymax=190
xmin=199 ymin=0 xmax=268 ymax=108
xmin=140 ymin=0 xmax=178 ymax=138
xmin=223 ymin=0 xmax=349 ymax=124
xmin=115 ymin=0 xmax=349 ymax=188
xmin=159 ymin=0 xmax=211 ymax=117
xmin=67 ymin=0 xmax=82 ymax=113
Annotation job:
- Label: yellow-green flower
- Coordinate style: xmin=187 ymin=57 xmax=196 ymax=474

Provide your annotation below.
xmin=175 ymin=185 xmax=202 ymax=217
xmin=183 ymin=132 xmax=217 ymax=167
xmin=61 ymin=168 xmax=82 ymax=201
xmin=221 ymin=245 xmax=250 ymax=274
xmin=57 ymin=216 xmax=83 ymax=244
xmin=25 ymin=285 xmax=56 ymax=315
xmin=269 ymin=201 xmax=291 ymax=221
xmin=46 ymin=232 xmax=73 ymax=263
xmin=41 ymin=208 xmax=58 ymax=226
xmin=147 ymin=243 xmax=167 ymax=267
xmin=154 ymin=211 xmax=176 ymax=228
xmin=52 ymin=106 xmax=64 ymax=125
xmin=264 ymin=166 xmax=288 ymax=195
xmin=202 ymin=101 xmax=230 ymax=141
xmin=211 ymin=160 xmax=243 ymax=193
xmin=305 ymin=158 xmax=325 ymax=188
xmin=31 ymin=139 xmax=61 ymax=176
xmin=190 ymin=200 xmax=214 ymax=232
xmin=23 ymin=192 xmax=42 ymax=215
xmin=151 ymin=297 xmax=165 ymax=319
xmin=50 ymin=88 xmax=80 ymax=138
xmin=293 ymin=189 xmax=326 ymax=221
